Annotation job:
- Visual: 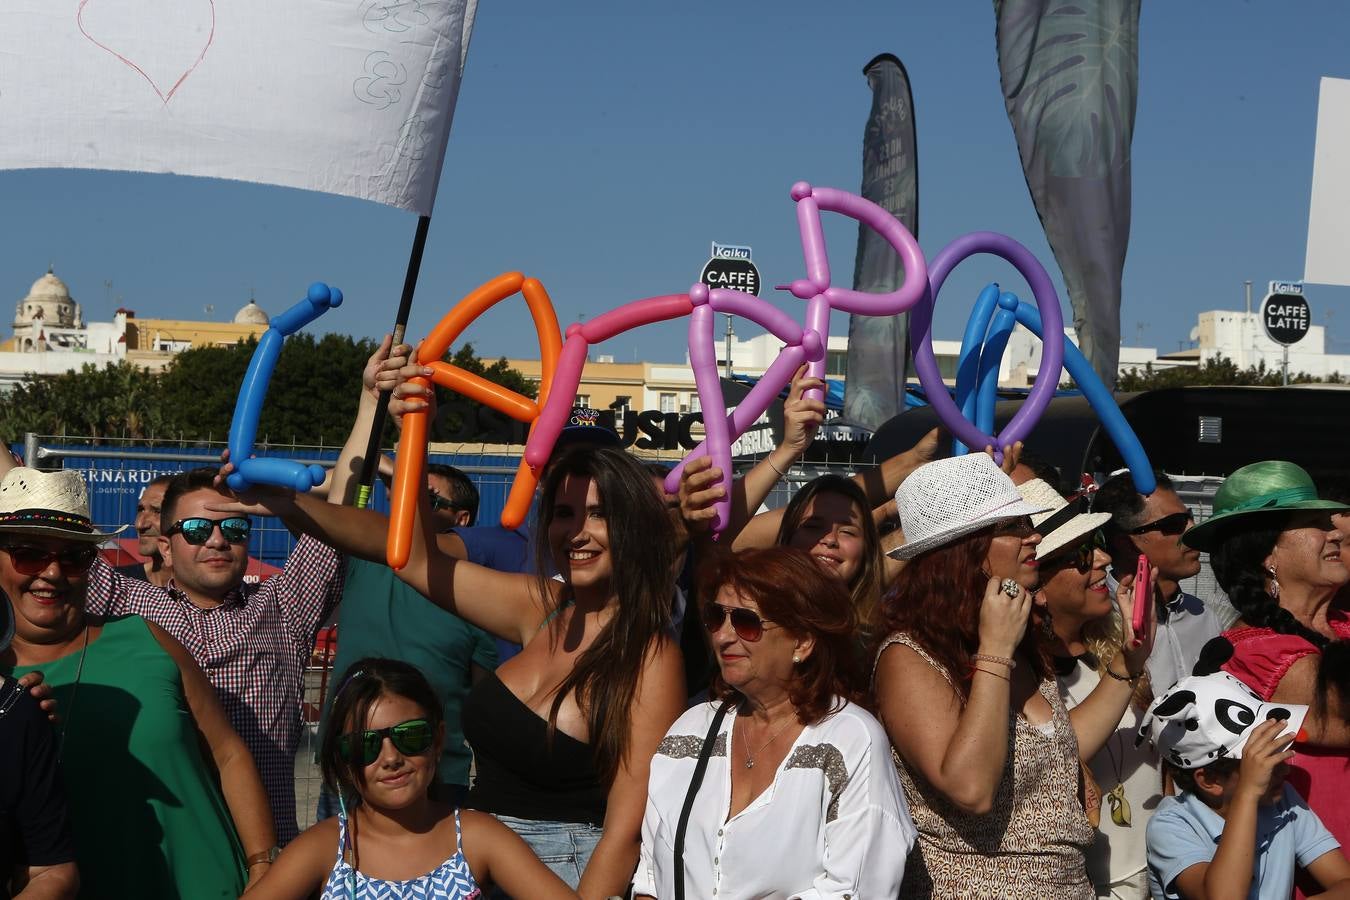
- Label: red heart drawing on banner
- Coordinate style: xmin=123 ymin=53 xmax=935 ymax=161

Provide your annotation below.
xmin=77 ymin=0 xmax=215 ymax=104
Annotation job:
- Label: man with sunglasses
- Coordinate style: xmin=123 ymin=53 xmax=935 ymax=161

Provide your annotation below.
xmin=1094 ymin=470 xmax=1238 ymax=693
xmin=76 ymin=466 xmax=346 ymax=850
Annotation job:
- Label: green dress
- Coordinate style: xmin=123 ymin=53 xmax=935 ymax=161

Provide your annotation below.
xmin=10 ymin=615 xmax=246 ymax=899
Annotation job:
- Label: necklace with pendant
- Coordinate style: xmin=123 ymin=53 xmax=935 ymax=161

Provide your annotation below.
xmin=740 ymin=713 xmax=795 ymax=770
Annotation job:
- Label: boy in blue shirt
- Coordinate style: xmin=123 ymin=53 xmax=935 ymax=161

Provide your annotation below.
xmin=1141 ymin=672 xmax=1350 ymax=899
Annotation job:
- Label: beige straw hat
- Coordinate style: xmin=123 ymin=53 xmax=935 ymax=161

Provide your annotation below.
xmin=0 ymin=467 xmax=127 ymax=542
xmin=1016 ymin=478 xmax=1113 ymax=560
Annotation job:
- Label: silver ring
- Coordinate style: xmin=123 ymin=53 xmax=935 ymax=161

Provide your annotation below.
xmin=1000 ymin=578 xmax=1021 ymax=599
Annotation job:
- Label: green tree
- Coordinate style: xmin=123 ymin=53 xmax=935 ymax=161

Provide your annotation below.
xmin=429 ymin=343 xmax=538 ymax=442
xmin=1 ymin=337 xmax=536 ymax=446
xmin=0 ymin=360 xmax=163 ymax=441
xmin=1112 ymin=355 xmax=1342 ymax=391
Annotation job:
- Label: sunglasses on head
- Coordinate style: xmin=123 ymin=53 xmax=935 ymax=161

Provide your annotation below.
xmin=337 ymin=718 xmax=435 ymax=766
xmin=0 ymin=544 xmax=98 ymax=576
xmin=1127 ymin=510 xmax=1193 ymax=536
xmin=166 ymin=516 xmax=251 ymax=545
xmin=1045 ymin=530 xmax=1109 ymax=573
xmin=701 ymin=602 xmax=781 ymax=642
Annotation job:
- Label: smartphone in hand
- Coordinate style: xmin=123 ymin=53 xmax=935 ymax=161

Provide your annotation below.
xmin=1131 ymin=553 xmax=1152 ymax=645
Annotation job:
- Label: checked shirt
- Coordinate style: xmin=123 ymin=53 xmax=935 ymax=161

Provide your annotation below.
xmin=85 ymin=535 xmax=345 ymax=844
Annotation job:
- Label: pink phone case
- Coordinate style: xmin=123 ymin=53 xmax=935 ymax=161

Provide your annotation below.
xmin=1132 ymin=553 xmax=1151 ymax=639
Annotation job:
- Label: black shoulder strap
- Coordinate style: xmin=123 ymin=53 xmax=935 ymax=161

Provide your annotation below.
xmin=673 ymin=700 xmax=732 ymax=900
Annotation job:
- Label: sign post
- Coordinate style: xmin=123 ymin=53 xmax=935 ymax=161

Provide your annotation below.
xmin=700 ymin=244 xmax=760 ymax=379
xmin=1260 ymin=282 xmax=1310 ymax=385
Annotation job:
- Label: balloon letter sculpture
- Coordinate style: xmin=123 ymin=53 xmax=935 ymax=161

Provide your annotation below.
xmin=523 ymin=181 xmax=928 ymax=535
xmin=226 ymin=282 xmax=343 ymax=493
xmin=387 ymin=272 xmax=562 ymax=570
xmin=907 ymin=233 xmax=1064 ymax=465
xmin=951 ymin=287 xmax=1156 ymax=495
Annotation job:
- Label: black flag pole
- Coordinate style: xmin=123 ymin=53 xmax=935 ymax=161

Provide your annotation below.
xmin=354 ymin=213 xmax=432 ymax=509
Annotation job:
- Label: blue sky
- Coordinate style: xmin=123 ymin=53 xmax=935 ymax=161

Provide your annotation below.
xmin=5 ymin=1 xmax=1350 ymax=362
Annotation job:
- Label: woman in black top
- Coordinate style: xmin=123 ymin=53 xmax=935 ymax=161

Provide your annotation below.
xmin=385 ymin=399 xmax=685 ymax=900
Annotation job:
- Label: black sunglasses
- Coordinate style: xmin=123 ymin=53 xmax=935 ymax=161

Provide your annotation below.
xmin=1127 ymin=510 xmax=1193 ymax=536
xmin=337 ymin=718 xmax=435 ymax=766
xmin=427 ymin=490 xmax=458 ymax=513
xmin=1 ymin=544 xmax=98 ymax=576
xmin=701 ymin=602 xmax=781 ymax=642
xmin=166 ymin=516 xmax=252 ymax=545
xmin=1044 ymin=530 xmax=1109 ymax=574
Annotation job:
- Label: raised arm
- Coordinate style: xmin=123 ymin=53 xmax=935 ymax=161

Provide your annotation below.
xmin=578 ymin=637 xmax=685 ymax=900
xmin=735 ymin=426 xmax=939 ymax=551
xmin=1066 ymin=573 xmax=1156 ymax=761
xmin=145 ymin=621 xmax=276 ymax=888
xmin=875 ymin=577 xmax=1030 ymax=815
xmin=323 ymin=334 xmax=408 ymax=506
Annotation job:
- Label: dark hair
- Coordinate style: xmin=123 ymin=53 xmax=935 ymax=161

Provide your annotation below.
xmin=875 ymin=527 xmax=1048 ymax=702
xmin=426 ymin=463 xmax=478 ymax=524
xmin=1166 ymin=758 xmax=1240 ymax=807
xmin=146 ymin=473 xmax=176 ymax=490
xmin=159 ymin=467 xmax=222 ymax=532
xmin=699 ymin=547 xmax=863 ymax=724
xmin=1093 ymin=470 xmax=1176 ymax=531
xmin=1017 ymin=446 xmax=1062 ymax=493
xmin=774 ymin=475 xmax=882 ymax=634
xmin=1209 ymin=518 xmax=1350 ymax=718
xmin=320 ymin=658 xmax=443 ymax=802
xmin=533 ymin=446 xmax=675 ymax=783
xmin=1318 ymin=476 xmax=1350 ymax=507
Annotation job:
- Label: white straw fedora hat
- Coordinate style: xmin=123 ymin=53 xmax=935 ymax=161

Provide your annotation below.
xmin=0 ymin=467 xmax=127 ymax=542
xmin=889 ymin=454 xmax=1050 ymax=560
xmin=1016 ymin=479 xmax=1113 ymax=560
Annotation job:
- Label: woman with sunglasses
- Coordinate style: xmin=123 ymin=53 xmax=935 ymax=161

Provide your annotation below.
xmin=1019 ymin=478 xmax=1162 ymax=900
xmin=634 ymin=547 xmax=914 ymax=899
xmin=246 ymin=658 xmax=576 ymax=899
xmin=0 ymin=467 xmax=275 ymax=899
xmin=1181 ymin=461 xmax=1350 ymax=877
xmin=872 ymin=455 xmax=1154 ymax=899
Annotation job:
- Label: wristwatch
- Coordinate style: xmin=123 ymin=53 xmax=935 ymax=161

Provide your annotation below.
xmin=246 ymin=847 xmax=280 ymax=866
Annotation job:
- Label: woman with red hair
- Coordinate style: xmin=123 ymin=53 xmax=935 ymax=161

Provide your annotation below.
xmin=635 ymin=547 xmax=914 ymax=899
xmin=873 ymin=455 xmax=1154 ymax=899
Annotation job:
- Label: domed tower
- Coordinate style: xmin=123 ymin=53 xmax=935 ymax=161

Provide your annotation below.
xmin=12 ymin=267 xmax=83 ymax=351
xmin=233 ymin=298 xmax=270 ymax=326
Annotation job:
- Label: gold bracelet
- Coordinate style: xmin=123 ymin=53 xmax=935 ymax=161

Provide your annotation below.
xmin=973 ymin=653 xmax=1016 ymax=670
xmin=766 ymin=456 xmax=788 ymax=478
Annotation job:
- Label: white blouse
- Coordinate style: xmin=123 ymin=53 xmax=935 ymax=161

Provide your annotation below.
xmin=635 ymin=698 xmax=915 ymax=900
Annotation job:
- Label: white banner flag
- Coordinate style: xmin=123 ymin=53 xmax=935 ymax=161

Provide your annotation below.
xmin=0 ymin=0 xmax=478 ymax=215
xmin=1306 ymin=77 xmax=1350 ymax=286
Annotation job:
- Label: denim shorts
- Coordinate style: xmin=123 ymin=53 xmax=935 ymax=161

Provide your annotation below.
xmin=488 ymin=813 xmax=603 ymax=894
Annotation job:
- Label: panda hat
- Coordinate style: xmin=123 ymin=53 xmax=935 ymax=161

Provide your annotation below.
xmin=1138 ymin=672 xmax=1309 ymax=769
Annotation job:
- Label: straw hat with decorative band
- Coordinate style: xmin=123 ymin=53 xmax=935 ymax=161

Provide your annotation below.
xmin=1016 ymin=478 xmax=1114 ymax=560
xmin=889 ymin=454 xmax=1050 ymax=560
xmin=1182 ymin=460 xmax=1348 ymax=552
xmin=0 ymin=467 xmax=127 ymax=542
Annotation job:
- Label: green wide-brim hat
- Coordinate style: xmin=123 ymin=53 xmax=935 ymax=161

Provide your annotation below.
xmin=1182 ymin=460 xmax=1350 ymax=552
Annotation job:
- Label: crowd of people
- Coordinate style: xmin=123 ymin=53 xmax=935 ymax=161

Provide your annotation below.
xmin=4 ymin=339 xmax=1350 ymax=899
